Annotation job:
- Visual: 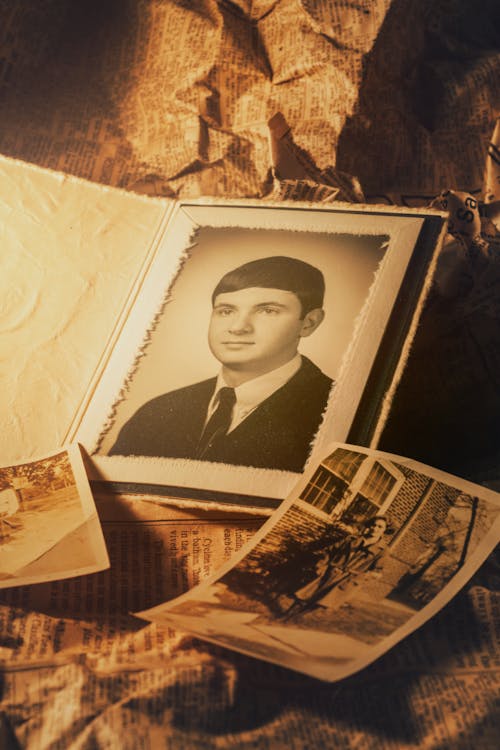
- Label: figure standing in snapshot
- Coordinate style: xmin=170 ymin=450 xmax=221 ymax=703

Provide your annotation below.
xmin=281 ymin=515 xmax=390 ymax=618
xmin=0 ymin=487 xmax=20 ymax=542
xmin=393 ymin=493 xmax=478 ymax=605
xmin=110 ymin=256 xmax=334 ymax=472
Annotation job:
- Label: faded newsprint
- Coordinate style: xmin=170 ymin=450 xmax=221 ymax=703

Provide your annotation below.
xmin=137 ymin=443 xmax=500 ymax=682
xmin=1 ymin=2 xmax=499 ymax=746
xmin=0 ymin=445 xmax=108 ymax=588
xmin=0 ymin=495 xmax=262 ymax=671
xmin=0 ymin=495 xmax=263 ymax=747
xmin=0 ymin=2 xmax=391 ymax=198
xmin=2 ymin=3 xmax=495 ymax=203
xmin=0 ymin=478 xmax=498 ymax=747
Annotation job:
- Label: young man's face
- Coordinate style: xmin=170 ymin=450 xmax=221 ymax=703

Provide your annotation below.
xmin=208 ymin=286 xmax=324 ymax=382
xmin=363 ymin=518 xmax=387 ymax=544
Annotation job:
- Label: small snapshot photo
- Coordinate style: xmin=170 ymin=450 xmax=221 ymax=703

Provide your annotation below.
xmin=138 ymin=445 xmax=500 ymax=681
xmin=0 ymin=445 xmax=109 ymax=587
xmin=73 ymin=201 xmax=444 ymax=503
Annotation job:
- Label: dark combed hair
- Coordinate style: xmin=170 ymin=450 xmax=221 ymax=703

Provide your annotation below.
xmin=212 ymin=256 xmax=325 ymax=317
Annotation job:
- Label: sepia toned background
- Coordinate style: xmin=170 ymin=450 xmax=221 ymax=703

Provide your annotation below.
xmin=0 ymin=1 xmax=499 ymax=748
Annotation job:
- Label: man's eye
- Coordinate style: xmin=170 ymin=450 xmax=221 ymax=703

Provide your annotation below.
xmin=259 ymin=307 xmax=280 ymax=315
xmin=215 ymin=308 xmax=233 ymax=316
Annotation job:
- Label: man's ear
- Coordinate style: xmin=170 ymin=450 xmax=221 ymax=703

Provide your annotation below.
xmin=299 ymin=308 xmax=325 ymax=338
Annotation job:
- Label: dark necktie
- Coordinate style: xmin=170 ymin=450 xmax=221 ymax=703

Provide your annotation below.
xmin=196 ymin=387 xmax=236 ymax=459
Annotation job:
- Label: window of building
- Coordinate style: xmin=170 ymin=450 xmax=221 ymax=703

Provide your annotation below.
xmin=343 ymin=461 xmax=397 ymax=523
xmin=323 ymin=448 xmax=365 ymax=483
xmin=300 ymin=466 xmax=348 ymax=514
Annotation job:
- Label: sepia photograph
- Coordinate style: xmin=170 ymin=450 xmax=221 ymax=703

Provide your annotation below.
xmin=0 ymin=445 xmax=109 ymax=587
xmin=101 ymin=227 xmax=387 ymax=472
xmin=136 ymin=444 xmax=500 ymax=681
xmin=71 ymin=201 xmax=444 ymax=504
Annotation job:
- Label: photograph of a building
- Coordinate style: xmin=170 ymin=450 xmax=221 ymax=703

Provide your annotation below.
xmin=159 ymin=447 xmax=499 ymax=662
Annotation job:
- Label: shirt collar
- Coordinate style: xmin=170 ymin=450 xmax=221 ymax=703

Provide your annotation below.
xmin=215 ymin=353 xmax=302 ymax=410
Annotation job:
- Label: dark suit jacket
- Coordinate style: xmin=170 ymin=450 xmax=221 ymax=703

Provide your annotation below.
xmin=109 ymin=356 xmax=333 ymax=473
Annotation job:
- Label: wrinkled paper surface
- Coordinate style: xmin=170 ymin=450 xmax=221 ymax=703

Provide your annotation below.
xmin=1 ymin=1 xmax=500 ymax=748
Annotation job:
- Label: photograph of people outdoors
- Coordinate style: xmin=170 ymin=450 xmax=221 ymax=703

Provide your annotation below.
xmin=137 ymin=445 xmax=500 ymax=681
xmin=0 ymin=446 xmax=108 ymax=587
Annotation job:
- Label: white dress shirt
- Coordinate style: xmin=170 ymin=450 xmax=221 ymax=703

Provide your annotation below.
xmin=206 ymin=354 xmax=302 ymax=433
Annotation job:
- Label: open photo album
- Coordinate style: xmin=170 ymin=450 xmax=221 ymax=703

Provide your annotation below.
xmin=67 ymin=198 xmax=447 ymax=508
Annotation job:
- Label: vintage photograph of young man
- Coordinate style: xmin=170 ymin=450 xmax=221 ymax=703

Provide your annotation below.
xmin=101 ymin=227 xmax=387 ymax=474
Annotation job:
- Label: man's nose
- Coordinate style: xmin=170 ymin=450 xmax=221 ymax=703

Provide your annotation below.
xmin=228 ymin=311 xmax=253 ymax=333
